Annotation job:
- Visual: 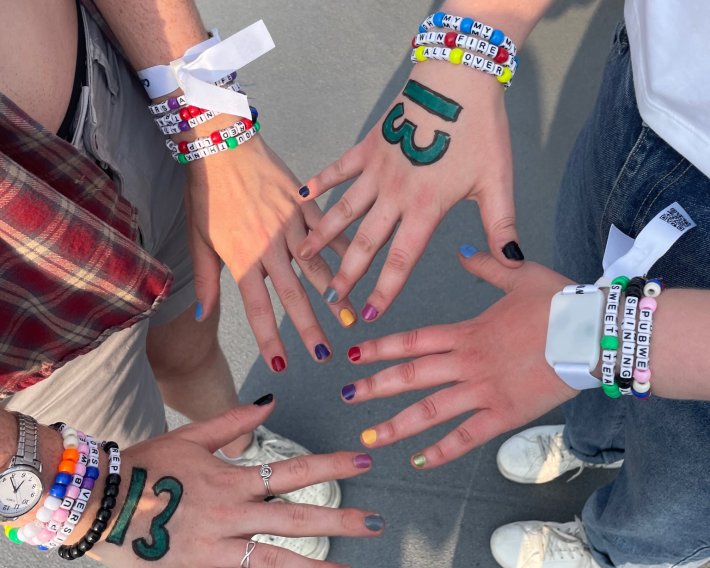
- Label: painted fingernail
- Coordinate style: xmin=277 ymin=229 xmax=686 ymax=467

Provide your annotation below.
xmin=271 ymin=356 xmax=286 ymax=373
xmin=340 ymin=308 xmax=356 ymax=326
xmin=354 ymin=454 xmax=373 ymax=469
xmin=413 ymin=453 xmax=427 ymax=468
xmin=315 ymin=344 xmax=331 ymax=360
xmin=502 ymin=241 xmax=524 ymax=261
xmin=297 ymin=242 xmax=312 ymax=259
xmin=459 ymin=244 xmax=478 ymax=258
xmin=299 ymin=185 xmax=310 ymax=198
xmin=362 ymin=429 xmax=377 ymax=445
xmin=323 ymin=287 xmax=339 ymax=303
xmin=342 ymin=384 xmax=356 ymax=401
xmin=195 ymin=302 xmax=203 ymax=320
xmin=361 ymin=304 xmax=378 ymax=322
xmin=364 ymin=515 xmax=385 ymax=532
xmin=348 ymin=346 xmax=361 ymax=362
xmin=253 ymin=393 xmax=274 ymax=407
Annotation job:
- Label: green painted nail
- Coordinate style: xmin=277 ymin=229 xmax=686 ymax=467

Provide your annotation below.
xmin=413 ymin=453 xmax=427 ymax=468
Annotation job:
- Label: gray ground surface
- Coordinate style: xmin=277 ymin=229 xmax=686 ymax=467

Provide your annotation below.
xmin=2 ymin=0 xmax=624 ymax=566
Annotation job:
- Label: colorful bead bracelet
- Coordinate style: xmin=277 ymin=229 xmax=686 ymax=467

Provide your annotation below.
xmin=171 ymin=122 xmax=260 ymax=163
xmin=167 ymin=116 xmax=255 ymax=155
xmin=632 ymin=290 xmax=658 ymax=400
xmin=411 ymin=46 xmax=513 ymax=87
xmin=148 ymin=71 xmax=237 ymax=115
xmin=600 ymin=283 xmax=623 ymax=398
xmin=420 ymin=12 xmax=517 ymax=57
xmin=412 ymin=32 xmax=517 ymax=69
xmin=159 ymin=83 xmax=242 ymax=134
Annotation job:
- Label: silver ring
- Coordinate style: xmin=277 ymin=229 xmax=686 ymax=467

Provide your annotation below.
xmin=240 ymin=540 xmax=257 ymax=568
xmin=260 ymin=464 xmax=273 ymax=498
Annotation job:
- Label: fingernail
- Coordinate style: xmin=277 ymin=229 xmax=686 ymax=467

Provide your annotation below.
xmin=413 ymin=453 xmax=427 ymax=468
xmin=297 ymin=242 xmax=312 ymax=259
xmin=253 ymin=393 xmax=274 ymax=406
xmin=348 ymin=346 xmax=361 ymax=362
xmin=299 ymin=185 xmax=310 ymax=198
xmin=502 ymin=241 xmax=524 ymax=261
xmin=362 ymin=429 xmax=377 ymax=445
xmin=342 ymin=384 xmax=356 ymax=401
xmin=459 ymin=244 xmax=478 ymax=258
xmin=315 ymin=344 xmax=331 ymax=360
xmin=340 ymin=309 xmax=356 ymax=326
xmin=323 ymin=287 xmax=339 ymax=303
xmin=271 ymin=356 xmax=285 ymax=373
xmin=354 ymin=454 xmax=373 ymax=469
xmin=195 ymin=302 xmax=203 ymax=320
xmin=361 ymin=304 xmax=378 ymax=322
xmin=364 ymin=515 xmax=385 ymax=532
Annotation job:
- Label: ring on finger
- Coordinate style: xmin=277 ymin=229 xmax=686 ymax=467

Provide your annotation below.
xmin=260 ymin=464 xmax=274 ymax=498
xmin=241 ymin=539 xmax=257 ymax=568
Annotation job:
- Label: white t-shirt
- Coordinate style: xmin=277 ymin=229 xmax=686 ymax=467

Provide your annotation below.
xmin=625 ymin=0 xmax=710 ymax=179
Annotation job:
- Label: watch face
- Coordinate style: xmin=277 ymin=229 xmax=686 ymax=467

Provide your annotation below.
xmin=0 ymin=468 xmax=43 ymax=518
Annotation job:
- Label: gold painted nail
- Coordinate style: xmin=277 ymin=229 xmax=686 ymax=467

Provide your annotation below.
xmin=340 ymin=308 xmax=355 ymax=326
xmin=413 ymin=453 xmax=427 ymax=468
xmin=297 ymin=243 xmax=312 ymax=259
xmin=362 ymin=429 xmax=377 ymax=446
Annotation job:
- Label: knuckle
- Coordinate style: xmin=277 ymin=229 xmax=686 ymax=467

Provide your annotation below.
xmin=488 ymin=214 xmax=517 ymax=236
xmin=333 ymin=156 xmax=346 ymax=179
xmin=289 ymin=504 xmax=312 ymax=527
xmin=279 ymin=286 xmax=307 ymax=308
xmin=352 ymin=232 xmax=375 ymax=254
xmin=453 ymin=425 xmax=475 ymax=448
xmin=287 ymin=456 xmax=310 ymax=479
xmin=385 ymin=247 xmax=412 ymax=273
xmin=247 ymin=302 xmax=272 ymax=320
xmin=383 ymin=420 xmax=397 ymax=440
xmin=416 ymin=397 xmax=438 ymax=421
xmin=334 ymin=197 xmax=354 ymax=221
xmin=339 ymin=510 xmax=357 ymax=533
xmin=303 ymin=256 xmax=330 ymax=278
xmin=261 ymin=544 xmax=287 ymax=568
xmin=402 ymin=329 xmax=419 ymax=353
xmin=431 ymin=443 xmax=447 ymax=464
xmin=363 ymin=375 xmax=376 ymax=396
xmin=399 ymin=361 xmax=416 ymax=385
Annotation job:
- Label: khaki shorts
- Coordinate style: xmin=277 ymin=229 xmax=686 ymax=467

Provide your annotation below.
xmin=3 ymin=7 xmax=194 ymax=447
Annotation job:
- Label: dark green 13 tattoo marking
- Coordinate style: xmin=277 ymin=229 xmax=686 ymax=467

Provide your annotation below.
xmin=106 ymin=467 xmax=147 ymax=546
xmin=402 ymin=80 xmax=463 ymax=122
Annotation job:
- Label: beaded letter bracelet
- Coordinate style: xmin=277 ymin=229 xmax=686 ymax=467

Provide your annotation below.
xmin=600 ymin=283 xmax=623 ymax=398
xmin=632 ymin=291 xmax=658 ymax=400
xmin=413 ymin=32 xmax=516 ymax=69
xmin=159 ymin=83 xmax=242 ymax=134
xmin=171 ymin=122 xmax=259 ymax=163
xmin=420 ymin=12 xmax=517 ymax=56
xmin=411 ymin=46 xmax=513 ymax=86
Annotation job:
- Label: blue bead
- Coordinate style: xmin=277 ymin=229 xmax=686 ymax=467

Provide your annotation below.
xmin=50 ymin=484 xmax=67 ymax=499
xmin=85 ymin=466 xmax=100 ymax=480
xmin=514 ymin=56 xmax=520 ymax=67
xmin=648 ymin=278 xmax=663 ymax=287
xmin=490 ymin=30 xmax=505 ymax=46
xmin=433 ymin=12 xmax=445 ymax=27
xmin=37 ymin=546 xmax=49 ymax=551
xmin=55 ymin=472 xmax=72 ymax=486
xmin=460 ymin=18 xmax=474 ymax=34
xmin=250 ymin=106 xmax=258 ymax=119
xmin=419 ymin=23 xmax=426 ymax=33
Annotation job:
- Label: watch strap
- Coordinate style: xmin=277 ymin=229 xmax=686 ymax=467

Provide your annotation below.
xmin=554 ymin=363 xmax=602 ymax=390
xmin=12 ymin=413 xmax=41 ymax=471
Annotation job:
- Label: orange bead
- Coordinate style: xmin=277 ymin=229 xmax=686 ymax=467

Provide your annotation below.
xmin=57 ymin=460 xmax=75 ymax=474
xmin=62 ymin=449 xmax=79 ymax=462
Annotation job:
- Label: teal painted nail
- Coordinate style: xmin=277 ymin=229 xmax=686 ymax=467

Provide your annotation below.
xmin=195 ymin=302 xmax=203 ymax=320
xmin=460 ymin=244 xmax=478 ymax=258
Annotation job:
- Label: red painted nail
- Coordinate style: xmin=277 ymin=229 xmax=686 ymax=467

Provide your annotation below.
xmin=348 ymin=346 xmax=361 ymax=362
xmin=271 ymin=356 xmax=286 ymax=373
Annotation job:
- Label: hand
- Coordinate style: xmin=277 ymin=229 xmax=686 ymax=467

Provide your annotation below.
xmin=91 ymin=397 xmax=384 ymax=567
xmin=296 ymin=60 xmax=523 ymax=323
xmin=185 ymin=134 xmax=359 ymax=369
xmin=341 ymin=250 xmax=578 ymax=469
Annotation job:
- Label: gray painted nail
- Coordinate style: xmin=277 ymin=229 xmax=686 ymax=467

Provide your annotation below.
xmin=323 ymin=287 xmax=339 ymax=303
xmin=364 ymin=515 xmax=385 ymax=532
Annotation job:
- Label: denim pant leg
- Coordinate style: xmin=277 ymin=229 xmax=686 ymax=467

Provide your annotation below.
xmin=553 ymin=22 xmax=710 ymax=568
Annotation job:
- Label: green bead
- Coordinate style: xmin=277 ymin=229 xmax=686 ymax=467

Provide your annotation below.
xmin=226 ymin=137 xmax=238 ymax=149
xmin=611 ymin=276 xmax=630 ymax=290
xmin=601 ymin=336 xmax=619 ymax=350
xmin=603 ymin=383 xmax=622 ymax=398
xmin=7 ymin=528 xmax=23 ymax=544
xmin=177 ymin=153 xmax=188 ymax=164
xmin=254 ymin=121 xmax=260 ymax=132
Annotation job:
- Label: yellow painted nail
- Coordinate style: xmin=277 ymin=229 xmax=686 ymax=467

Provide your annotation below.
xmin=340 ymin=308 xmax=355 ymax=326
xmin=362 ymin=429 xmax=377 ymax=446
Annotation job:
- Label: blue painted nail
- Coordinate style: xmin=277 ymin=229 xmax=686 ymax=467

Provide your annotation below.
xmin=299 ymin=185 xmax=310 ymax=198
xmin=364 ymin=515 xmax=385 ymax=532
xmin=323 ymin=287 xmax=339 ymax=303
xmin=342 ymin=384 xmax=356 ymax=401
xmin=315 ymin=344 xmax=331 ymax=360
xmin=459 ymin=244 xmax=479 ymax=258
xmin=195 ymin=302 xmax=203 ymax=320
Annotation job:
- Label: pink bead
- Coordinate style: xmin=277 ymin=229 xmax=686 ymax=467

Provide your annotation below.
xmin=31 ymin=536 xmax=43 ymax=545
xmin=52 ymin=508 xmax=70 ymax=523
xmin=634 ymin=368 xmax=652 ymax=383
xmin=638 ymin=297 xmax=657 ymax=312
xmin=65 ymin=485 xmax=80 ymax=499
xmin=73 ymin=463 xmax=86 ymax=476
xmin=38 ymin=528 xmax=56 ymax=543
xmin=77 ymin=443 xmax=90 ymax=455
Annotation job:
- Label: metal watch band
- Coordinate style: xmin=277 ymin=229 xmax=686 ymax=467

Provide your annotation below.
xmin=12 ymin=413 xmax=41 ymax=471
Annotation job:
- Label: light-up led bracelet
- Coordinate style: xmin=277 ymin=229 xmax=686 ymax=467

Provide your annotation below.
xmin=170 ymin=122 xmax=260 ymax=163
xmin=411 ymin=46 xmax=513 ymax=87
xmin=148 ymin=71 xmax=237 ymax=115
xmin=412 ymin=32 xmax=517 ymax=68
xmin=420 ymin=12 xmax=517 ymax=56
xmin=600 ymin=283 xmax=623 ymax=398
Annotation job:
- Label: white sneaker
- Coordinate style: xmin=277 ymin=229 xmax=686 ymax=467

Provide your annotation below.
xmin=491 ymin=519 xmax=601 ymax=568
xmin=496 ymin=425 xmax=623 ymax=484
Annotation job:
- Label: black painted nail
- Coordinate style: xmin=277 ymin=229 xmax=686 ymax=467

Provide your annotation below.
xmin=502 ymin=241 xmax=524 ymax=261
xmin=364 ymin=515 xmax=385 ymax=532
xmin=299 ymin=186 xmax=310 ymax=198
xmin=253 ymin=394 xmax=274 ymax=407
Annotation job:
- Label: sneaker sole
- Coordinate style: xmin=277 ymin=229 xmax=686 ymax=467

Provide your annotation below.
xmin=496 ymin=453 xmax=624 ymax=484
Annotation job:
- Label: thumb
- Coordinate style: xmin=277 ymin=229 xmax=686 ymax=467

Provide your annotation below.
xmin=190 ymin=232 xmax=222 ymax=322
xmin=458 ymin=247 xmax=527 ymax=293
xmin=477 ymin=183 xmax=524 ymax=268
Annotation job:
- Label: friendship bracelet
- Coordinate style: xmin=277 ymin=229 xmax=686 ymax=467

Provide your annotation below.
xmin=420 ymin=12 xmax=517 ymax=57
xmin=159 ymin=83 xmax=242 ymax=134
xmin=169 ymin=117 xmax=255 ymax=154
xmin=411 ymin=46 xmax=513 ymax=87
xmin=412 ymin=32 xmax=517 ymax=69
xmin=148 ymin=71 xmax=237 ymax=115
xmin=172 ymin=122 xmax=260 ymax=163
xmin=632 ymin=291 xmax=658 ymax=400
xmin=600 ymin=283 xmax=623 ymax=398
xmin=154 ymin=80 xmax=240 ymax=126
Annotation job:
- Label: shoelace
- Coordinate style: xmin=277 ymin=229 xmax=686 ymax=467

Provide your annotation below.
xmin=535 ymin=434 xmax=604 ymax=482
xmin=542 ymin=525 xmax=585 ymax=561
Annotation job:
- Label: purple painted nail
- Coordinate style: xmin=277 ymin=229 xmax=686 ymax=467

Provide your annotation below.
xmin=361 ymin=304 xmax=378 ymax=322
xmin=342 ymin=384 xmax=356 ymax=401
xmin=354 ymin=454 xmax=373 ymax=469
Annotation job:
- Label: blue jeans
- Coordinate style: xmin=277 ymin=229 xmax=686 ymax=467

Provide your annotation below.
xmin=553 ymin=22 xmax=710 ymax=568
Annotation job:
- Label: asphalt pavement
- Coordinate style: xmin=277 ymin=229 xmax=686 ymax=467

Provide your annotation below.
xmin=1 ymin=0 xmax=625 ymax=566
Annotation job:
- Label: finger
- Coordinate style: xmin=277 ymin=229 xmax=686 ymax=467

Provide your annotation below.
xmin=320 ymin=201 xmax=399 ymax=309
xmin=476 ymin=181 xmax=524 ymax=268
xmin=458 ymin=250 xmax=528 ymax=294
xmin=178 ymin=397 xmax=275 ymax=453
xmin=243 ymin=452 xmax=373 ymax=499
xmin=296 ymin=178 xmax=377 ymax=261
xmin=411 ymin=409 xmax=508 ymax=469
xmin=189 ymin=231 xmax=222 ymax=323
xmin=299 ymin=143 xmax=367 ymax=201
xmin=301 ymin=201 xmax=351 ymax=258
xmin=239 ymin=502 xmax=385 ymax=538
xmin=341 ymin=354 xmax=458 ymax=403
xmin=264 ymin=246 xmax=333 ymax=362
xmin=239 ymin=267 xmax=288 ymax=373
xmin=347 ymin=325 xmax=455 ymax=364
xmin=361 ymin=215 xmax=438 ymax=321
xmin=216 ymin=539 xmax=348 ymax=568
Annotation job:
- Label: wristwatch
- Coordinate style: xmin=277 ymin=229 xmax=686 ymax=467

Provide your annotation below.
xmin=545 ymin=284 xmax=604 ymax=390
xmin=0 ymin=413 xmax=44 ymax=521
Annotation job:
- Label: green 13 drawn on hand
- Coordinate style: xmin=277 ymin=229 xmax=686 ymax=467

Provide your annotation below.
xmin=381 ymin=80 xmax=463 ymax=166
